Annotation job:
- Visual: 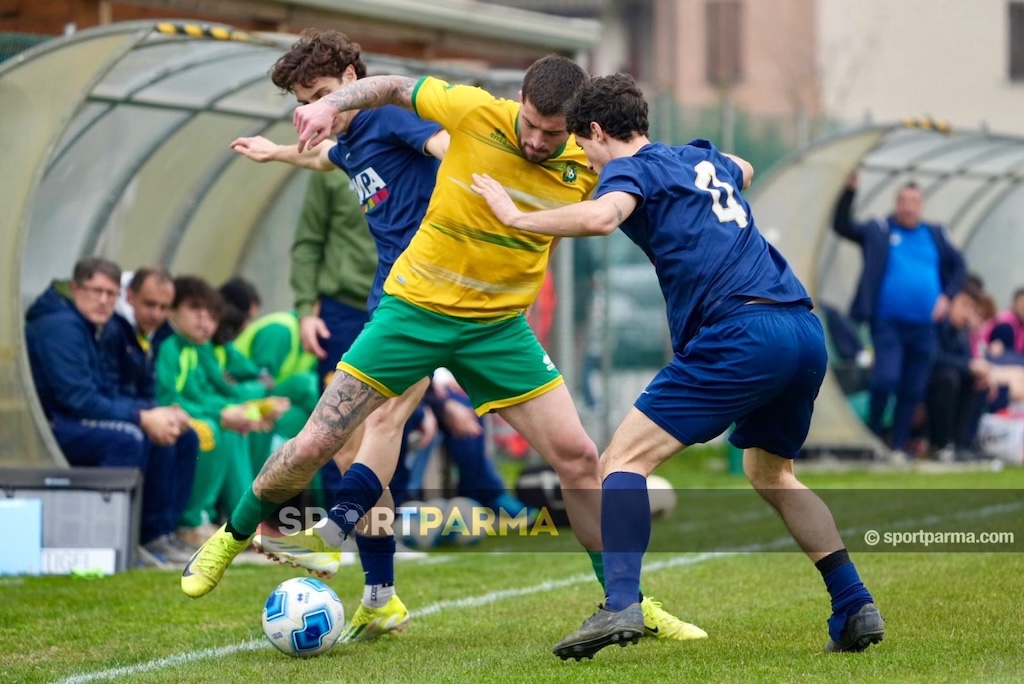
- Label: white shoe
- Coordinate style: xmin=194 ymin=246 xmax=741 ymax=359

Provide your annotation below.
xmin=254 ymin=526 xmax=342 ymax=578
xmin=136 ymin=545 xmax=171 ymax=569
xmin=145 ymin=535 xmax=194 ymax=564
xmin=885 ymin=449 xmax=911 ymax=465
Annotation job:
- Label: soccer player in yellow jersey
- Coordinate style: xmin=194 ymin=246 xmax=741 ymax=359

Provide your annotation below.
xmin=182 ymin=55 xmax=705 ymax=645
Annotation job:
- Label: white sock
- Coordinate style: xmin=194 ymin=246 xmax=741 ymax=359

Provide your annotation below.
xmin=363 ymin=583 xmax=395 ymax=609
xmin=319 ymin=518 xmax=346 ymax=547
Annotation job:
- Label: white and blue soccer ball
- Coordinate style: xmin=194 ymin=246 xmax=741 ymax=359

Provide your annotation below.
xmin=397 ymin=499 xmax=445 ymax=550
xmin=440 ymin=496 xmax=484 ymax=546
xmin=647 ymin=474 xmax=678 ymax=519
xmin=261 ymin=577 xmax=345 ymax=657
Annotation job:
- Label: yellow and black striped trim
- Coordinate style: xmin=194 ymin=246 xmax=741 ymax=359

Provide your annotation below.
xmin=901 ymin=117 xmax=953 ymax=134
xmin=154 ymin=22 xmax=254 ymax=43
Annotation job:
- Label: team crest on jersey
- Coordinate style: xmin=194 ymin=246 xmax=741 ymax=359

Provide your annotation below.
xmin=562 ymin=163 xmax=578 ymax=184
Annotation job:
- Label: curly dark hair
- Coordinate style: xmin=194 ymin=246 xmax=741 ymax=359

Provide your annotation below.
xmin=271 ymin=28 xmax=367 ymax=92
xmin=520 ymin=55 xmax=588 ymax=117
xmin=565 ymin=73 xmax=649 ymax=142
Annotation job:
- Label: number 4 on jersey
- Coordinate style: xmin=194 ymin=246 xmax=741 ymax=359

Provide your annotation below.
xmin=694 ymin=160 xmax=749 ymax=227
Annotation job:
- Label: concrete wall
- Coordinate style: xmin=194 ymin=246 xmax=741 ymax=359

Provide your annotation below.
xmin=818 ymin=0 xmax=1024 ymax=134
xmin=650 ymin=0 xmax=820 ymax=119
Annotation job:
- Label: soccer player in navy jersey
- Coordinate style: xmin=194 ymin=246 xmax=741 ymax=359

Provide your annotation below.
xmin=472 ymin=73 xmax=884 ymax=659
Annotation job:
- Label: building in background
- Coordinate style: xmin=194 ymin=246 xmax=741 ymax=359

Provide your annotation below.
xmin=487 ymin=0 xmax=821 ymax=173
xmin=818 ymin=0 xmax=1024 ymax=136
xmin=0 ymin=0 xmax=597 ymax=67
xmin=492 ymin=0 xmax=1024 ymax=142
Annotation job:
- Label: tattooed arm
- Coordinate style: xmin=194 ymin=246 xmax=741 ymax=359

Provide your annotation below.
xmin=470 ymin=173 xmax=637 ymax=237
xmin=323 ymin=75 xmax=417 ymax=112
xmin=295 ymin=75 xmax=418 ymax=151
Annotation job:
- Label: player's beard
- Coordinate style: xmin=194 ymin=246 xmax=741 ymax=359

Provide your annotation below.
xmin=519 ymin=144 xmax=551 ymax=164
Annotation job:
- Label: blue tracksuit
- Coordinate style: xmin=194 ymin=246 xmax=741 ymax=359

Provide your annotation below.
xmin=832 ymin=188 xmax=967 ymax=450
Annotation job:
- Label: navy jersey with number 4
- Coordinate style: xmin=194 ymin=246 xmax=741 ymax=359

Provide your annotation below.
xmin=328 ymin=105 xmax=441 ymax=311
xmin=596 ymin=139 xmax=812 ymax=350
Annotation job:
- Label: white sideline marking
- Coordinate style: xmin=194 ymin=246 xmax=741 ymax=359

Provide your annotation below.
xmin=55 ymin=501 xmax=1021 ymax=684
xmin=55 ymin=640 xmax=268 ymax=684
xmin=411 ymin=551 xmax=725 ymax=619
xmin=53 ymin=552 xmax=730 ymax=684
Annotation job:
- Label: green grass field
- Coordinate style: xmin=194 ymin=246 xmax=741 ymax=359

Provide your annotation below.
xmin=3 ymin=458 xmax=1023 ymax=683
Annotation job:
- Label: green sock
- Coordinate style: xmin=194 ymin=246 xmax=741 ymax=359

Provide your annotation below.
xmin=588 ymin=551 xmax=605 ymax=590
xmin=227 ymin=489 xmax=279 ymax=539
xmin=589 ymin=550 xmax=646 ymax=599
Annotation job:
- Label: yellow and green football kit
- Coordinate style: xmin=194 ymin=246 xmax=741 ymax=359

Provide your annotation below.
xmin=338 ymin=77 xmax=597 ymax=413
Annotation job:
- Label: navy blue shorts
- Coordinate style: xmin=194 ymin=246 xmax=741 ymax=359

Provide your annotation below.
xmin=634 ymin=303 xmax=827 ymax=458
xmin=317 ymin=296 xmax=370 ymax=389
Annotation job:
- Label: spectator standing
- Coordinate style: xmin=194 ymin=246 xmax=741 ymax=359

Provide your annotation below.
xmin=833 ymin=176 xmax=967 ymax=460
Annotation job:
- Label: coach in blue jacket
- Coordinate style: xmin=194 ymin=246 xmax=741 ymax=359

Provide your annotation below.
xmin=833 ymin=175 xmax=967 ymax=458
xmin=25 ymin=258 xmax=194 ymax=559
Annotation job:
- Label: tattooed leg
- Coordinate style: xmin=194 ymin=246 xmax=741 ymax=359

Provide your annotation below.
xmin=253 ymin=371 xmax=387 ymax=503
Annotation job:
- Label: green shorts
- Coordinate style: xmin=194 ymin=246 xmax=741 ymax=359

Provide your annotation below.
xmin=338 ymin=294 xmax=563 ymax=415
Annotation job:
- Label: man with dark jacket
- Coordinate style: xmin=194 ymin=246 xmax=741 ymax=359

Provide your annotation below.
xmin=833 ymin=176 xmax=967 ymax=459
xmin=107 ymin=267 xmax=178 ymax=400
xmin=105 ymin=267 xmax=200 ymax=561
xmin=25 ymin=258 xmax=192 ymax=562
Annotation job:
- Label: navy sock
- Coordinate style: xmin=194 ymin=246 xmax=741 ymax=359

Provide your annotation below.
xmin=602 ymin=472 xmax=650 ymax=611
xmin=355 ymin=533 xmax=396 ymax=586
xmin=816 ymin=549 xmax=874 ymax=642
xmin=327 ymin=463 xmax=384 ymax=537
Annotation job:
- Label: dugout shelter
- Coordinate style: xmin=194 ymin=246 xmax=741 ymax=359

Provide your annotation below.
xmin=0 ymin=18 xmax=598 ymax=469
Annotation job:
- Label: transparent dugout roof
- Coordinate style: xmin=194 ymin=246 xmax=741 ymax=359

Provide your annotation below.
xmin=0 ymin=21 xmax=529 ymax=467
